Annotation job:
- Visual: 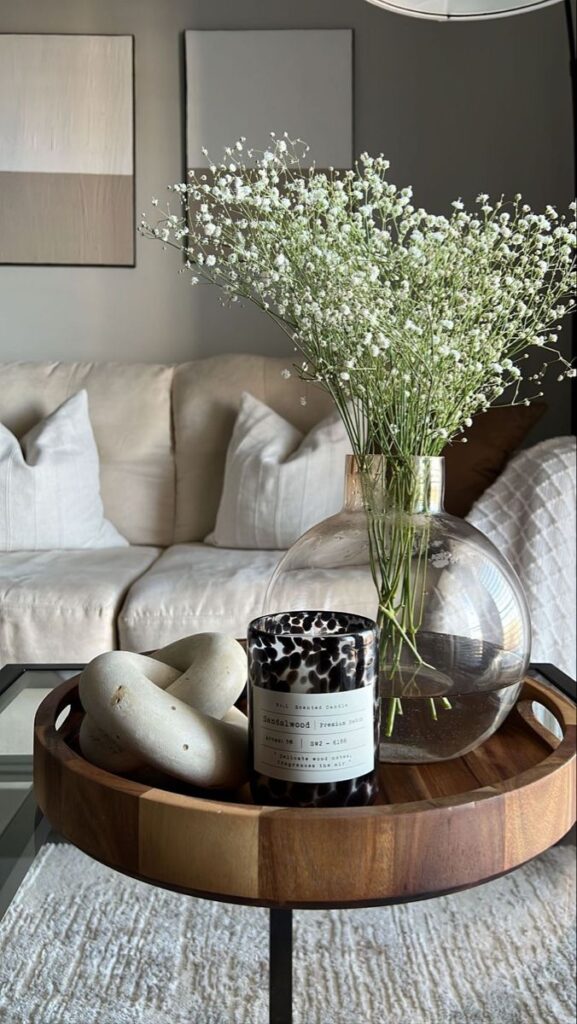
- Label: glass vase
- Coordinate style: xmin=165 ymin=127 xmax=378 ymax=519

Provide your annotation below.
xmin=264 ymin=455 xmax=531 ymax=763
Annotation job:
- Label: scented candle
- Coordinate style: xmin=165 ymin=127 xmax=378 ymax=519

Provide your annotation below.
xmin=248 ymin=611 xmax=380 ymax=808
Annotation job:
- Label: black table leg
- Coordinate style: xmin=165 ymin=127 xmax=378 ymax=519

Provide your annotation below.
xmin=269 ymin=908 xmax=293 ymax=1024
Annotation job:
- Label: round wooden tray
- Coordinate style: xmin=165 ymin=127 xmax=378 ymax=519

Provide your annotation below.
xmin=34 ymin=675 xmax=576 ymax=909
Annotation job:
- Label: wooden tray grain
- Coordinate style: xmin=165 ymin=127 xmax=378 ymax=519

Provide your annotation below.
xmin=33 ymin=676 xmax=576 ymax=909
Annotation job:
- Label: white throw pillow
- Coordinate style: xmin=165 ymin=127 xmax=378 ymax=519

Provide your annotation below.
xmin=0 ymin=391 xmax=128 ymax=551
xmin=205 ymin=392 xmax=351 ymax=550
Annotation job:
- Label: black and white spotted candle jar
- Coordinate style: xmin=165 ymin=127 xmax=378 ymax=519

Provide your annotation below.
xmin=247 ymin=611 xmax=380 ymax=808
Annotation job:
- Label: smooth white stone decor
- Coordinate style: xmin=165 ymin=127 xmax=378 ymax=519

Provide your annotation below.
xmin=78 ymin=635 xmax=249 ymax=789
xmin=152 ymin=633 xmax=248 ymax=719
xmin=78 ymin=715 xmax=144 ymax=775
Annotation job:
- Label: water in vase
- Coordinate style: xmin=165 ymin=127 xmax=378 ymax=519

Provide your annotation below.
xmin=379 ymin=633 xmax=526 ymax=763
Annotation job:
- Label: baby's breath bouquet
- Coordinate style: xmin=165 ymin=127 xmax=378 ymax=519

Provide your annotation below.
xmin=141 ymin=135 xmax=576 ymax=738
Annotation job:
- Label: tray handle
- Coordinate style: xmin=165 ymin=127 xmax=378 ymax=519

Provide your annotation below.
xmin=517 ymin=676 xmax=576 ymax=748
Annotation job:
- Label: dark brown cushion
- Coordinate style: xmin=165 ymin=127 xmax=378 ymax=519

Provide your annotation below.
xmin=442 ymin=403 xmax=547 ymax=517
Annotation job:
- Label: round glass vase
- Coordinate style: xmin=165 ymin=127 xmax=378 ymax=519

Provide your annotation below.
xmin=264 ymin=455 xmax=532 ymax=764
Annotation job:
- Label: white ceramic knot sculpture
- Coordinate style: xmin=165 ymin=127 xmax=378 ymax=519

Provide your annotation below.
xmin=78 ymin=634 xmax=249 ymax=790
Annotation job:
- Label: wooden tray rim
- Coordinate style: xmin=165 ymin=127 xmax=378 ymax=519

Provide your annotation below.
xmin=35 ymin=673 xmax=576 ymax=822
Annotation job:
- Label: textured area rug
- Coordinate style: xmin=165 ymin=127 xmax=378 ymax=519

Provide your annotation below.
xmin=0 ymin=842 xmax=574 ymax=1024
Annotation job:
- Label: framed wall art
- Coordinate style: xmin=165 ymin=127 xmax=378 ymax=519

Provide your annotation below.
xmin=0 ymin=34 xmax=135 ymax=266
xmin=185 ymin=29 xmax=353 ymax=172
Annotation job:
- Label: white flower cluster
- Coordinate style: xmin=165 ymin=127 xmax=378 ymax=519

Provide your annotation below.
xmin=140 ymin=134 xmax=576 ymax=458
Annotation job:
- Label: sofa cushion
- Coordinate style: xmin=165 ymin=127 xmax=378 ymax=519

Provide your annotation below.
xmin=0 ymin=362 xmax=175 ymax=547
xmin=172 ymin=356 xmax=335 ymax=542
xmin=443 ymin=402 xmax=547 ymax=517
xmin=118 ymin=543 xmax=283 ymax=650
xmin=206 ymin=392 xmax=350 ymax=549
xmin=0 ymin=391 xmax=127 ymax=551
xmin=0 ymin=547 xmax=161 ymax=665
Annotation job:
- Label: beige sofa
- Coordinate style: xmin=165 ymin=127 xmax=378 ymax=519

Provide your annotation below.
xmin=0 ymin=356 xmax=334 ymax=664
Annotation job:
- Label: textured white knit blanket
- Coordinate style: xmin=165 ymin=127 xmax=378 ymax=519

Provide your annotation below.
xmin=0 ymin=841 xmax=574 ymax=1024
xmin=468 ymin=436 xmax=577 ymax=678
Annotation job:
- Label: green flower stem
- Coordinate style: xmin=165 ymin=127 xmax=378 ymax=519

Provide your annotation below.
xmin=384 ymin=697 xmax=402 ymax=738
xmin=378 ymin=603 xmax=424 ymax=666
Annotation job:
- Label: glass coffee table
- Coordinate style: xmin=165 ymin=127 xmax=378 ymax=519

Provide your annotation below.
xmin=0 ymin=662 xmax=575 ymax=1024
xmin=0 ymin=664 xmax=83 ymax=919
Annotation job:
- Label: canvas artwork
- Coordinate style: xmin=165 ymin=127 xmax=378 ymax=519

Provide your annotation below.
xmin=0 ymin=34 xmax=134 ymax=266
xmin=185 ymin=29 xmax=353 ymax=171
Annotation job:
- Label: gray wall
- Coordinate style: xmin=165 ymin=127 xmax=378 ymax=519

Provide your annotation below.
xmin=0 ymin=0 xmax=574 ymax=440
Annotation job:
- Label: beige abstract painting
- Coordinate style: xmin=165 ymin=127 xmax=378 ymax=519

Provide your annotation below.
xmin=0 ymin=34 xmax=134 ymax=265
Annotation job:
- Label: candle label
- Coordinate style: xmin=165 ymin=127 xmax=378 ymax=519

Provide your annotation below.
xmin=252 ymin=685 xmax=375 ymax=783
